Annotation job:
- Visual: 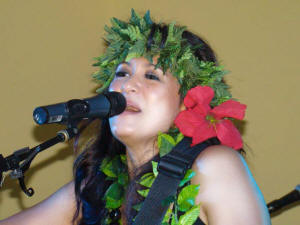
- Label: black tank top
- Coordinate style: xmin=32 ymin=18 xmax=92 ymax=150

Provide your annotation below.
xmin=194 ymin=218 xmax=205 ymax=225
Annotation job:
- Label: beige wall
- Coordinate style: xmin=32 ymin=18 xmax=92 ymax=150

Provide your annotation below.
xmin=0 ymin=0 xmax=299 ymax=224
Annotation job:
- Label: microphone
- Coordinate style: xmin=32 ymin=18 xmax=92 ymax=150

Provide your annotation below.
xmin=267 ymin=184 xmax=300 ymax=214
xmin=33 ymin=92 xmax=126 ymax=125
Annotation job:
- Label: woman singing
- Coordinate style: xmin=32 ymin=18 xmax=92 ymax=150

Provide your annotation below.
xmin=0 ymin=9 xmax=271 ymax=225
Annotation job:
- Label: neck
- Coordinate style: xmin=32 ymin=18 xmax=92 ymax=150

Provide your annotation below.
xmin=125 ymin=138 xmax=158 ymax=178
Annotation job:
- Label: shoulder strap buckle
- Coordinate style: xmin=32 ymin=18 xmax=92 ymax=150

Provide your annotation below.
xmin=158 ymin=150 xmax=193 ymax=179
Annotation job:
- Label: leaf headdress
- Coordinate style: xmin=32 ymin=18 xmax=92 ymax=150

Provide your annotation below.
xmin=92 ymin=9 xmax=232 ymax=106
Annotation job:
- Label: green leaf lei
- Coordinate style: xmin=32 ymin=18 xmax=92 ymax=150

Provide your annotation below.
xmin=101 ymin=155 xmax=128 ymax=210
xmin=95 ymin=9 xmax=235 ymax=224
xmin=100 ymin=132 xmax=201 ymax=225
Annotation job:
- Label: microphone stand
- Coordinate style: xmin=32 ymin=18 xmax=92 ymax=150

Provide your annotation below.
xmin=267 ymin=184 xmax=300 ymax=215
xmin=0 ymin=124 xmax=78 ymax=197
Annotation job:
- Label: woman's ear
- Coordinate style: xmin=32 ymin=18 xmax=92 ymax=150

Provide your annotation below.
xmin=170 ymin=102 xmax=186 ymax=130
xmin=179 ymin=101 xmax=186 ymax=112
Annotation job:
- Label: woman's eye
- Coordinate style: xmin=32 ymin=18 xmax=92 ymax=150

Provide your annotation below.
xmin=115 ymin=71 xmax=128 ymax=77
xmin=145 ymin=73 xmax=160 ymax=81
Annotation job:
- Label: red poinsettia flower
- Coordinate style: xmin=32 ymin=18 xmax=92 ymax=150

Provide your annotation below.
xmin=174 ymin=86 xmax=247 ymax=150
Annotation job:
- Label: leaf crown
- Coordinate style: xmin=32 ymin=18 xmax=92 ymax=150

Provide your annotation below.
xmin=92 ymin=9 xmax=232 ymax=106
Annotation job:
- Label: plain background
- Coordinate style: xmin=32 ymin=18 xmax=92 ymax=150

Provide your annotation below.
xmin=0 ymin=0 xmax=299 ymax=224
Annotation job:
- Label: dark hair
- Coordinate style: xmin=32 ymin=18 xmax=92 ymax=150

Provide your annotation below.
xmin=73 ymin=23 xmax=220 ymax=225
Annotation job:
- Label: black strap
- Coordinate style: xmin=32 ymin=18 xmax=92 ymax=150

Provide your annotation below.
xmin=133 ymin=137 xmax=219 ymax=225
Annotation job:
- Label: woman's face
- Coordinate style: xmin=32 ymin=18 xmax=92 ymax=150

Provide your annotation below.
xmin=108 ymin=57 xmax=182 ymax=145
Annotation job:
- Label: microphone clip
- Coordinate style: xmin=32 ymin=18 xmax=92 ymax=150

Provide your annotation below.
xmin=0 ymin=126 xmax=78 ymax=197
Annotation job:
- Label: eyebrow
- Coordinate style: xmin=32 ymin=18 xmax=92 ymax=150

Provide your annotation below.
xmin=117 ymin=61 xmax=158 ymax=68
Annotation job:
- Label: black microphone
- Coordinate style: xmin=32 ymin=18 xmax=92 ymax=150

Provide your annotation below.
xmin=33 ymin=91 xmax=126 ymax=125
xmin=267 ymin=184 xmax=300 ymax=214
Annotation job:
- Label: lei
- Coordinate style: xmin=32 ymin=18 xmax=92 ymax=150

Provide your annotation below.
xmin=93 ymin=9 xmax=247 ymax=225
xmin=100 ymin=153 xmax=200 ymax=225
xmin=99 ymin=86 xmax=246 ymax=225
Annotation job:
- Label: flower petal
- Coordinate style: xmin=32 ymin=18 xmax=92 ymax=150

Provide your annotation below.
xmin=174 ymin=110 xmax=205 ymax=137
xmin=183 ymin=91 xmax=197 ymax=108
xmin=211 ymin=100 xmax=246 ymax=120
xmin=216 ymin=120 xmax=243 ymax=150
xmin=191 ymin=121 xmax=216 ymax=146
xmin=193 ymin=105 xmax=209 ymax=116
xmin=184 ymin=86 xmax=214 ymax=114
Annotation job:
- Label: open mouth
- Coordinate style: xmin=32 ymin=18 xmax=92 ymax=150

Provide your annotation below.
xmin=125 ymin=105 xmax=141 ymax=112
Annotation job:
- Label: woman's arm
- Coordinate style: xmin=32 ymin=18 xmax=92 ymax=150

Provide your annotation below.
xmin=191 ymin=145 xmax=271 ymax=225
xmin=0 ymin=181 xmax=79 ymax=225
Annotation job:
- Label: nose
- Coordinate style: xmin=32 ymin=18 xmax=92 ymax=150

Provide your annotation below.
xmin=121 ymin=74 xmax=140 ymax=94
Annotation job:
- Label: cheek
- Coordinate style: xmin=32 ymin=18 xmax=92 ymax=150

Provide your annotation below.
xmin=147 ymin=92 xmax=181 ymax=130
xmin=108 ymin=79 xmax=121 ymax=92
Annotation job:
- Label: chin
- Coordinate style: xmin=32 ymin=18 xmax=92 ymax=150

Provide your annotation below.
xmin=110 ymin=124 xmax=136 ymax=140
xmin=113 ymin=127 xmax=135 ymax=138
xmin=110 ymin=125 xmax=158 ymax=146
xmin=109 ymin=117 xmax=173 ymax=144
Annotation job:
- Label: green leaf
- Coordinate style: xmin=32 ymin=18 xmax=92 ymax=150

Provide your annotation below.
xmin=137 ymin=188 xmax=149 ymax=198
xmin=178 ymin=205 xmax=201 ymax=225
xmin=177 ymin=48 xmax=193 ymax=64
xmin=120 ymin=154 xmax=127 ymax=164
xmin=105 ymin=176 xmax=115 ymax=181
xmin=158 ymin=132 xmax=176 ymax=157
xmin=120 ymin=25 xmax=143 ymax=42
xmin=171 ymin=213 xmax=179 ymax=225
xmin=143 ymin=10 xmax=152 ymax=25
xmin=118 ymin=217 xmax=123 ymax=225
xmin=104 ymin=182 xmax=124 ymax=209
xmin=179 ymin=169 xmax=196 ymax=187
xmin=100 ymin=156 xmax=123 ymax=178
xmin=138 ymin=172 xmax=155 ymax=188
xmin=125 ymin=39 xmax=145 ymax=61
xmin=102 ymin=215 xmax=112 ymax=224
xmin=100 ymin=158 xmax=117 ymax=178
xmin=151 ymin=161 xmax=158 ymax=177
xmin=162 ymin=206 xmax=173 ymax=224
xmin=105 ymin=195 xmax=124 ymax=209
xmin=100 ymin=157 xmax=110 ymax=171
xmin=104 ymin=182 xmax=123 ymax=199
xmin=111 ymin=17 xmax=127 ymax=29
xmin=132 ymin=202 xmax=143 ymax=211
xmin=177 ymin=184 xmax=200 ymax=212
xmin=166 ymin=22 xmax=176 ymax=44
xmin=176 ymin=132 xmax=184 ymax=144
xmin=158 ymin=132 xmax=175 ymax=147
xmin=118 ymin=172 xmax=129 ymax=186
xmin=130 ymin=8 xmax=142 ymax=26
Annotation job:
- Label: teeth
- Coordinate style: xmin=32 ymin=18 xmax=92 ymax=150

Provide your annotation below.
xmin=126 ymin=106 xmax=140 ymax=112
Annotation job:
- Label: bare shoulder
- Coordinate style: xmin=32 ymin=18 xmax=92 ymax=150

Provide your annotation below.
xmin=0 ymin=181 xmax=78 ymax=225
xmin=192 ymin=145 xmax=250 ymax=181
xmin=191 ymin=145 xmax=271 ymax=225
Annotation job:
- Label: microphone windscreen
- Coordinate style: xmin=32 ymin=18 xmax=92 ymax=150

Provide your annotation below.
xmin=105 ymin=92 xmax=126 ymax=117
